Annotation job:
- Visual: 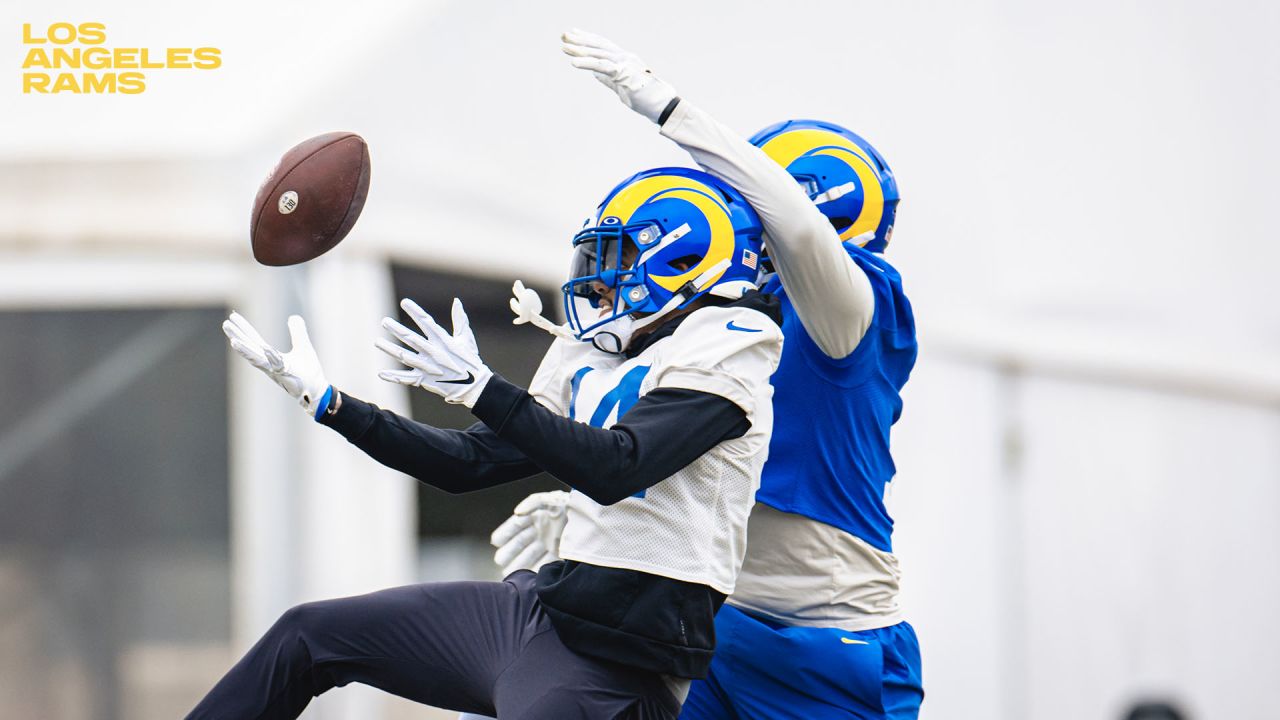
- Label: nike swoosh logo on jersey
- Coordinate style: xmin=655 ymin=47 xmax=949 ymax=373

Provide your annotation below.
xmin=840 ymin=637 xmax=868 ymax=645
xmin=440 ymin=371 xmax=475 ymax=385
xmin=725 ymin=321 xmax=761 ymax=333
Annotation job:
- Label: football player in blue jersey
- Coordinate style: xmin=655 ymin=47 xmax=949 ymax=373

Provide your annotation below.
xmin=485 ymin=30 xmax=922 ymax=720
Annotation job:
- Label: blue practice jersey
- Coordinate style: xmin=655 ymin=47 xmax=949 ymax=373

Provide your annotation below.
xmin=757 ymin=243 xmax=917 ymax=553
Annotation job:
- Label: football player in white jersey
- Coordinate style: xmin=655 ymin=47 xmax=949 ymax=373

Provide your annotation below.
xmin=483 ymin=31 xmax=923 ymax=720
xmin=188 ymin=167 xmax=783 ymax=720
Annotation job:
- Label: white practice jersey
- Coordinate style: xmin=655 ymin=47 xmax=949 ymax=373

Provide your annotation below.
xmin=528 ymin=304 xmax=782 ymax=595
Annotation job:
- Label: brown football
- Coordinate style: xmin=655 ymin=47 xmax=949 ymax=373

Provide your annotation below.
xmin=250 ymin=132 xmax=372 ymax=266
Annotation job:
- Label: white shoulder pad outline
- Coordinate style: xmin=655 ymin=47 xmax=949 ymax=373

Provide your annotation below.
xmin=649 ymin=304 xmax=783 ymax=415
xmin=667 ymin=304 xmax=784 ymax=367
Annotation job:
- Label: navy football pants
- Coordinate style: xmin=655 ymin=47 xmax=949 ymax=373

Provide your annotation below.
xmin=186 ymin=571 xmax=679 ymax=720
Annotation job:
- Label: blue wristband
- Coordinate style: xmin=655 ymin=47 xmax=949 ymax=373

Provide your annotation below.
xmin=313 ymin=385 xmax=335 ymax=421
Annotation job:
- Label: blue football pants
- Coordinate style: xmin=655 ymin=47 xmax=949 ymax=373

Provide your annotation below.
xmin=680 ymin=605 xmax=923 ymax=720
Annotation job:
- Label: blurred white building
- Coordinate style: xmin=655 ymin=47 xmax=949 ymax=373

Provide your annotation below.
xmin=1 ymin=1 xmax=1277 ymax=718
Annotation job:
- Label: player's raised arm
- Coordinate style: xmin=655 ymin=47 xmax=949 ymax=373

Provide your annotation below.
xmin=222 ymin=310 xmax=542 ymax=493
xmin=561 ymin=28 xmax=873 ymax=359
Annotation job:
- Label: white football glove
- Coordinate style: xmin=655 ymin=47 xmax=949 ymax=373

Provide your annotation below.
xmin=490 ymin=491 xmax=570 ymax=577
xmin=223 ymin=312 xmax=333 ymax=419
xmin=561 ymin=29 xmax=677 ymax=124
xmin=376 ymin=297 xmax=493 ymax=408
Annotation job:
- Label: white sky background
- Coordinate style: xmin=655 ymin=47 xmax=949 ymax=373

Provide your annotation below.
xmin=3 ymin=0 xmax=1279 ymax=370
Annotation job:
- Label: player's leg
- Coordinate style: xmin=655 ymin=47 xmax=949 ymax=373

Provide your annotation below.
xmin=462 ymin=624 xmax=693 ymax=720
xmin=493 ymin=622 xmax=682 ymax=720
xmin=678 ymin=605 xmax=741 ymax=720
xmin=876 ymin=621 xmax=924 ymax=719
xmin=679 ymin=665 xmax=739 ymax=720
xmin=186 ymin=577 xmax=534 ymax=719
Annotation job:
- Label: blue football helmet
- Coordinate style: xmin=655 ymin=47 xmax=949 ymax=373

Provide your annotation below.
xmin=749 ymin=119 xmax=899 ymax=253
xmin=563 ymin=167 xmax=764 ymax=343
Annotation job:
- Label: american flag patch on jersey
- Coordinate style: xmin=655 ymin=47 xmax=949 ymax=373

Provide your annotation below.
xmin=742 ymin=249 xmax=759 ymax=269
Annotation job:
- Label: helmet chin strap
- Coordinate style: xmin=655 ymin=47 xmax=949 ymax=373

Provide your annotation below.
xmin=515 ymin=259 xmax=735 ymax=353
xmin=631 ymin=258 xmax=732 ymax=332
xmin=591 ymin=258 xmax=735 ymax=354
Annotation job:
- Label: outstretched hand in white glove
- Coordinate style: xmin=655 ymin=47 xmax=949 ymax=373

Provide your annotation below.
xmin=490 ymin=490 xmax=570 ymax=577
xmin=561 ymin=28 xmax=678 ymax=124
xmin=223 ymin=312 xmax=334 ymax=420
xmin=376 ymin=297 xmax=493 ymax=408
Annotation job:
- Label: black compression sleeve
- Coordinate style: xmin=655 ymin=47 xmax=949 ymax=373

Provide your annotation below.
xmin=319 ymin=392 xmax=542 ymax=493
xmin=471 ymin=375 xmax=750 ymax=505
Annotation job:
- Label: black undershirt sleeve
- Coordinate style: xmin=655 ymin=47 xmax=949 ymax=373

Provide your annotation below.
xmin=471 ymin=374 xmax=750 ymax=506
xmin=319 ymin=392 xmax=542 ymax=493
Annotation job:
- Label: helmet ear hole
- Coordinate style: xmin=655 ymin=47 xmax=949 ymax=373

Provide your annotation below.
xmin=669 ymin=254 xmax=701 ymax=272
xmin=828 ymin=216 xmax=853 ymax=230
